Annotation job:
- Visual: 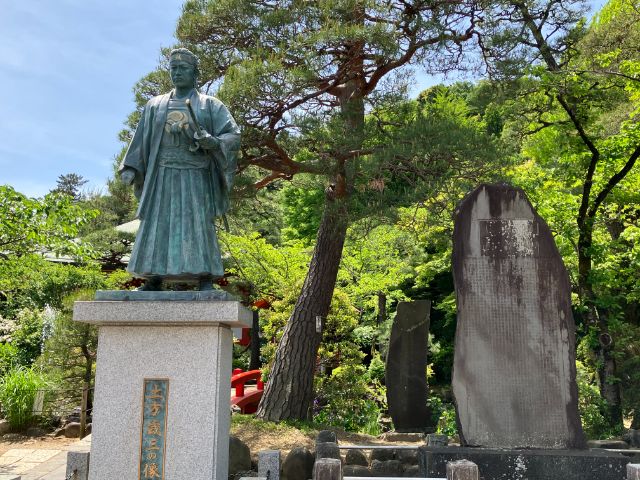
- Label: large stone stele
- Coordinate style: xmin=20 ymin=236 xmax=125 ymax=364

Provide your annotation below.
xmin=385 ymin=300 xmax=432 ymax=433
xmin=451 ymin=184 xmax=585 ymax=449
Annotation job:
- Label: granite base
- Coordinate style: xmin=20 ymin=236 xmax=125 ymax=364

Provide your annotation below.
xmin=74 ymin=300 xmax=251 ymax=480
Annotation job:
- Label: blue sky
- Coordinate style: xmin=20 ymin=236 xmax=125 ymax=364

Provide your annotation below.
xmin=0 ymin=0 xmax=183 ymax=197
xmin=1 ymin=0 xmax=606 ymax=198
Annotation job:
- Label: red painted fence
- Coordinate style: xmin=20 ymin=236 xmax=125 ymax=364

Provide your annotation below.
xmin=230 ymin=369 xmax=264 ymax=414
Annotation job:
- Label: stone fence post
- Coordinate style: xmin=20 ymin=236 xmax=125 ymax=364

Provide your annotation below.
xmin=628 ymin=463 xmax=640 ymax=480
xmin=259 ymin=450 xmax=281 ymax=480
xmin=446 ymin=459 xmax=479 ymax=480
xmin=314 ymin=458 xmax=342 ymax=480
xmin=66 ymin=451 xmax=90 ymax=480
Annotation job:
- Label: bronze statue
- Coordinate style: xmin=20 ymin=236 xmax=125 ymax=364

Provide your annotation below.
xmin=120 ymin=48 xmax=240 ymax=290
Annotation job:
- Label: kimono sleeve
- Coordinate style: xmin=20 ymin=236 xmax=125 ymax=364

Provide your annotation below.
xmin=119 ymin=104 xmax=152 ymax=199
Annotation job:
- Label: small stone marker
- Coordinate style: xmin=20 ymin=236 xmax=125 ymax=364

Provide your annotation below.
xmin=385 ymin=300 xmax=432 ymax=432
xmin=452 ymin=184 xmax=585 ymax=449
xmin=313 ymin=458 xmax=342 ymax=480
xmin=259 ymin=450 xmax=281 ymax=480
xmin=629 ymin=464 xmax=640 ymax=480
xmin=66 ymin=451 xmax=90 ymax=480
xmin=446 ymin=460 xmax=478 ymax=480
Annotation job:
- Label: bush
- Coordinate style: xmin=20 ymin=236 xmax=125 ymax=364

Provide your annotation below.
xmin=576 ymin=360 xmax=613 ymax=439
xmin=0 ymin=344 xmax=19 ymax=376
xmin=0 ymin=367 xmax=47 ymax=430
xmin=427 ymin=395 xmax=458 ymax=436
xmin=314 ymin=364 xmax=385 ymax=435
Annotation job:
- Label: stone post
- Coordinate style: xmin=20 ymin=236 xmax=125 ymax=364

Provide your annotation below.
xmin=259 ymin=449 xmax=281 ymax=480
xmin=66 ymin=451 xmax=90 ymax=480
xmin=73 ymin=296 xmax=251 ymax=480
xmin=313 ymin=458 xmax=342 ymax=480
xmin=446 ymin=459 xmax=479 ymax=480
xmin=628 ymin=464 xmax=640 ymax=480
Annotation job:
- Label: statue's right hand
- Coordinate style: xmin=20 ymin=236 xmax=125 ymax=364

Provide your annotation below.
xmin=120 ymin=169 xmax=136 ymax=186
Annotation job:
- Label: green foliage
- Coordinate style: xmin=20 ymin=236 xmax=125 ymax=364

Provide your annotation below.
xmin=281 ymin=181 xmax=325 ymax=243
xmin=0 ymin=185 xmax=97 ymax=259
xmin=0 ymin=344 xmax=19 ymax=377
xmin=367 ymin=353 xmax=385 ymax=383
xmin=436 ymin=404 xmax=458 ymax=437
xmin=610 ymin=318 xmax=640 ymax=426
xmin=83 ymin=228 xmax=135 ymax=271
xmin=427 ymin=396 xmax=458 ymax=437
xmin=220 ymin=231 xmax=310 ymax=303
xmin=7 ymin=309 xmax=47 ymax=367
xmin=575 ymin=360 xmax=615 ymax=439
xmin=0 ymin=367 xmax=47 ymax=430
xmin=37 ymin=291 xmax=98 ymax=414
xmin=314 ymin=364 xmax=385 ymax=435
xmin=0 ymin=255 xmax=106 ymax=317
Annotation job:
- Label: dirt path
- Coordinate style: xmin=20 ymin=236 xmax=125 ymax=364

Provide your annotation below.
xmin=0 ymin=433 xmax=78 ymax=456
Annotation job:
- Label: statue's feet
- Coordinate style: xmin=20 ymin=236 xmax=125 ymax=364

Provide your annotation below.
xmin=198 ymin=278 xmax=213 ymax=291
xmin=139 ymin=276 xmax=163 ymax=291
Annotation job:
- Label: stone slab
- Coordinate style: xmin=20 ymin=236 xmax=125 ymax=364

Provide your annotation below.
xmin=629 ymin=463 xmax=640 ymax=480
xmin=73 ymin=300 xmax=252 ymax=327
xmin=451 ymin=184 xmax=584 ymax=449
xmin=419 ymin=446 xmax=630 ymax=480
xmin=81 ymin=314 xmax=233 ymax=480
xmin=95 ymin=289 xmax=236 ymax=301
xmin=385 ymin=300 xmax=432 ymax=433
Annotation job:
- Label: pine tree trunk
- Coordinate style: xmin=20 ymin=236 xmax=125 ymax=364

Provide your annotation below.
xmin=256 ymin=194 xmax=349 ymax=420
xmin=257 ymin=3 xmax=365 ymax=420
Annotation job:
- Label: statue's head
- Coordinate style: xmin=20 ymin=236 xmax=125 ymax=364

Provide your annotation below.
xmin=169 ymin=48 xmax=199 ymax=89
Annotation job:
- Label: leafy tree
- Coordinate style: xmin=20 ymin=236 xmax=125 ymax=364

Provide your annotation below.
xmin=0 ymin=186 xmax=96 ymax=260
xmin=477 ymin=0 xmax=640 ymax=429
xmin=0 ymin=255 xmax=105 ymax=317
xmin=125 ymin=0 xmax=507 ymax=420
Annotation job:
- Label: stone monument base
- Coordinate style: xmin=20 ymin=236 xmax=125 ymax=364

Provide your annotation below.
xmin=419 ymin=446 xmax=635 ymax=480
xmin=73 ymin=298 xmax=251 ymax=480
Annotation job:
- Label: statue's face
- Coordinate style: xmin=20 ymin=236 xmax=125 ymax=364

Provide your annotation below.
xmin=170 ymin=60 xmax=196 ymax=89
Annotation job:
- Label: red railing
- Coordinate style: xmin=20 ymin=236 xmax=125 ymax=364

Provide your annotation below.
xmin=230 ymin=369 xmax=265 ymax=414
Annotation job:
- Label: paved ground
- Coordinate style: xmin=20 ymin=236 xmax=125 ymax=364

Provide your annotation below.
xmin=0 ymin=436 xmax=90 ymax=480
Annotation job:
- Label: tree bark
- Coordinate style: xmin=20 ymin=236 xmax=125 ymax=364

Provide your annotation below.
xmin=256 ymin=194 xmax=349 ymax=420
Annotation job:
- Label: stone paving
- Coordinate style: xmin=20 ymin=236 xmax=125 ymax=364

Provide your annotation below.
xmin=0 ymin=436 xmax=90 ymax=480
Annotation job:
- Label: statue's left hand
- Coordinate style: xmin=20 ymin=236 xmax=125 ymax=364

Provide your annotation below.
xmin=194 ymin=129 xmax=220 ymax=150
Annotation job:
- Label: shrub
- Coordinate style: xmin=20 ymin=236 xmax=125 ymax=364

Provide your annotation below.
xmin=314 ymin=364 xmax=385 ymax=435
xmin=0 ymin=367 xmax=47 ymax=430
xmin=0 ymin=344 xmax=19 ymax=376
xmin=576 ymin=360 xmax=613 ymax=439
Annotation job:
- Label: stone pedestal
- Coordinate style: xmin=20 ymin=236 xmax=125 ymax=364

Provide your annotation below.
xmin=73 ymin=298 xmax=251 ymax=480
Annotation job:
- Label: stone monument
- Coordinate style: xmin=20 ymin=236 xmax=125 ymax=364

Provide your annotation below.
xmin=71 ymin=48 xmax=251 ymax=480
xmin=451 ymin=183 xmax=585 ymax=449
xmin=385 ymin=300 xmax=432 ymax=432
